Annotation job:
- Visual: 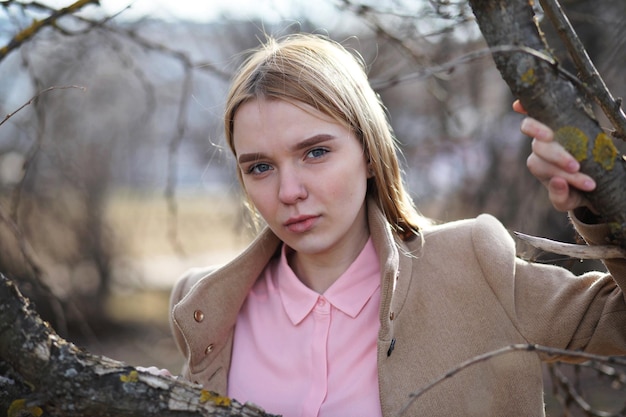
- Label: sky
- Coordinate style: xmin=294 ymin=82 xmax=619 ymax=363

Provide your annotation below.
xmin=32 ymin=0 xmax=425 ymax=34
xmin=61 ymin=0 xmax=335 ymax=23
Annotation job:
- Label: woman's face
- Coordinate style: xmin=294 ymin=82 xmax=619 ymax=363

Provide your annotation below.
xmin=233 ymin=98 xmax=371 ymax=263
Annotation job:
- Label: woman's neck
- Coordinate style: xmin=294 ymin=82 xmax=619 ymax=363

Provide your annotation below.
xmin=287 ymin=230 xmax=370 ymax=294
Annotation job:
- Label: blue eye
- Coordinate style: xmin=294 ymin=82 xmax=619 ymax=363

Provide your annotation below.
xmin=248 ymin=163 xmax=272 ymax=175
xmin=307 ymin=148 xmax=328 ymax=159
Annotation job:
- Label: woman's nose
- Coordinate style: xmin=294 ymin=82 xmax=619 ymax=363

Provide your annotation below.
xmin=278 ymin=170 xmax=308 ymax=204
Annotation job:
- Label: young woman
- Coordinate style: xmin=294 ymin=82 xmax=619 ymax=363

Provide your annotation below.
xmin=168 ymin=34 xmax=626 ymax=416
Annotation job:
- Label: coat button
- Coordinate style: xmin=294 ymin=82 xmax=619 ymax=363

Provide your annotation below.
xmin=389 ymin=311 xmax=395 ymax=320
xmin=205 ymin=344 xmax=214 ymax=355
xmin=193 ymin=310 xmax=204 ymax=322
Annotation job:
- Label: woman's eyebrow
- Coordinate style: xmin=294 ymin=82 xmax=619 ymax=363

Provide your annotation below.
xmin=291 ymin=134 xmax=335 ymax=152
xmin=238 ymin=152 xmax=265 ymax=164
xmin=237 ymin=134 xmax=336 ymax=165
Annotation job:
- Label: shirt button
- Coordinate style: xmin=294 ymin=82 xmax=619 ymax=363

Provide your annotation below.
xmin=205 ymin=344 xmax=214 ymax=355
xmin=193 ymin=310 xmax=204 ymax=322
xmin=317 ymin=297 xmax=326 ymax=307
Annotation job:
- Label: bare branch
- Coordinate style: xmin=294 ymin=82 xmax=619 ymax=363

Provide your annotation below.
xmin=538 ymin=0 xmax=626 ymax=140
xmin=370 ymin=44 xmax=583 ymax=91
xmin=513 ymin=231 xmax=626 ymax=259
xmin=0 ymin=0 xmax=99 ymax=63
xmin=165 ymin=67 xmax=194 ymax=256
xmin=0 ymin=273 xmax=278 ymax=416
xmin=550 ymin=364 xmax=626 ymax=417
xmin=4 ymin=0 xmax=229 ymax=80
xmin=0 ymin=85 xmax=86 ymax=128
xmin=397 ymin=344 xmax=626 ymax=417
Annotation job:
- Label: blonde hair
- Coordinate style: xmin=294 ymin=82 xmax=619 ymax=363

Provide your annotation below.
xmin=224 ymin=33 xmax=430 ymax=240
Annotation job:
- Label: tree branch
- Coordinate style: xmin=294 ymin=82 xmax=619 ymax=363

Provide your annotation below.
xmin=0 ymin=0 xmax=99 ymax=63
xmin=538 ymin=0 xmax=626 ymax=140
xmin=469 ymin=0 xmax=626 ymax=248
xmin=0 ymin=273 xmax=277 ymax=417
xmin=513 ymin=231 xmax=626 ymax=259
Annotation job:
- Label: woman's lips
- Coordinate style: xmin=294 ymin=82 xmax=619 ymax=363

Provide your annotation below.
xmin=284 ymin=215 xmax=319 ymax=233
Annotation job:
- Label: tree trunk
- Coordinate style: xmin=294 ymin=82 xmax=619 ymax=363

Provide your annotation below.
xmin=0 ymin=273 xmax=278 ymax=417
xmin=468 ymin=0 xmax=626 ymax=247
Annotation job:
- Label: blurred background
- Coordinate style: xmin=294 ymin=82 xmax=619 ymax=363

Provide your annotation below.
xmin=1 ymin=0 xmax=626 ymax=415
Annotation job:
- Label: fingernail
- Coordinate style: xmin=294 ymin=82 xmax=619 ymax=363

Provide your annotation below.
xmin=520 ymin=118 xmax=533 ymax=134
xmin=583 ymin=179 xmax=596 ymax=190
xmin=566 ymin=160 xmax=580 ymax=172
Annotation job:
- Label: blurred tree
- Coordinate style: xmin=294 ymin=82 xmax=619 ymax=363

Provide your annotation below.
xmin=1 ymin=0 xmax=626 ymax=415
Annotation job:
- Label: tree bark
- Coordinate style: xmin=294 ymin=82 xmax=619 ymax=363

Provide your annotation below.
xmin=468 ymin=0 xmax=626 ymax=248
xmin=0 ymin=273 xmax=278 ymax=417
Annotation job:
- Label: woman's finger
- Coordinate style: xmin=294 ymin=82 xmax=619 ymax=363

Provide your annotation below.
xmin=530 ymin=138 xmax=580 ymax=174
xmin=546 ymin=177 xmax=586 ymax=212
xmin=521 ymin=117 xmax=553 ymax=142
xmin=526 ymin=151 xmax=595 ymax=192
xmin=520 ymin=115 xmax=597 ymax=212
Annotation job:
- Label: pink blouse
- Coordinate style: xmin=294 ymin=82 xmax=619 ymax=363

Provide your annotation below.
xmin=228 ymin=238 xmax=382 ymax=417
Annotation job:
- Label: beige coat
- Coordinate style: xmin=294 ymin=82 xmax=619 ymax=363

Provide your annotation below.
xmin=170 ymin=202 xmax=626 ymax=416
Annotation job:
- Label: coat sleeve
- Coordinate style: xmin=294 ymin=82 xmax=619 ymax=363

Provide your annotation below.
xmin=472 ymin=213 xmax=626 ymax=360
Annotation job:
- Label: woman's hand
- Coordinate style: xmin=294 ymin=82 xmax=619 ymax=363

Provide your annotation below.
xmin=513 ymin=100 xmax=597 ymax=212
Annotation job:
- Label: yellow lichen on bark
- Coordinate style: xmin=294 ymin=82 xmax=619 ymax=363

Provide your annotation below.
xmin=554 ymin=126 xmax=588 ymax=162
xmin=120 ymin=370 xmax=139 ymax=383
xmin=520 ymin=67 xmax=536 ymax=85
xmin=8 ymin=399 xmax=43 ymax=417
xmin=592 ymin=132 xmax=618 ymax=170
xmin=199 ymin=390 xmax=232 ymax=407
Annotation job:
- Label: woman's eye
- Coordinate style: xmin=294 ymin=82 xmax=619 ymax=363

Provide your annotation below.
xmin=307 ymin=148 xmax=328 ymax=159
xmin=248 ymin=163 xmax=272 ymax=175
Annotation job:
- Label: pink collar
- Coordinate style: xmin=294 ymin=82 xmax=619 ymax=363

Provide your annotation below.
xmin=276 ymin=238 xmax=381 ymax=325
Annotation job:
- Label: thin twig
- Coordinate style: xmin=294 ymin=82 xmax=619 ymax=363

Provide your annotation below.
xmin=0 ymin=85 xmax=86 ymax=127
xmin=370 ymin=44 xmax=583 ymax=91
xmin=397 ymin=344 xmax=626 ymax=416
xmin=551 ymin=364 xmax=626 ymax=417
xmin=165 ymin=61 xmax=194 ymax=257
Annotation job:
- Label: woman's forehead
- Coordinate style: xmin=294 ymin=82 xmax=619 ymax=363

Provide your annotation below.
xmin=234 ymin=97 xmax=341 ymax=126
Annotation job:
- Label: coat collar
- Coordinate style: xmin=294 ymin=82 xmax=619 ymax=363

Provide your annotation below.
xmin=172 ymin=197 xmax=416 ymax=374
